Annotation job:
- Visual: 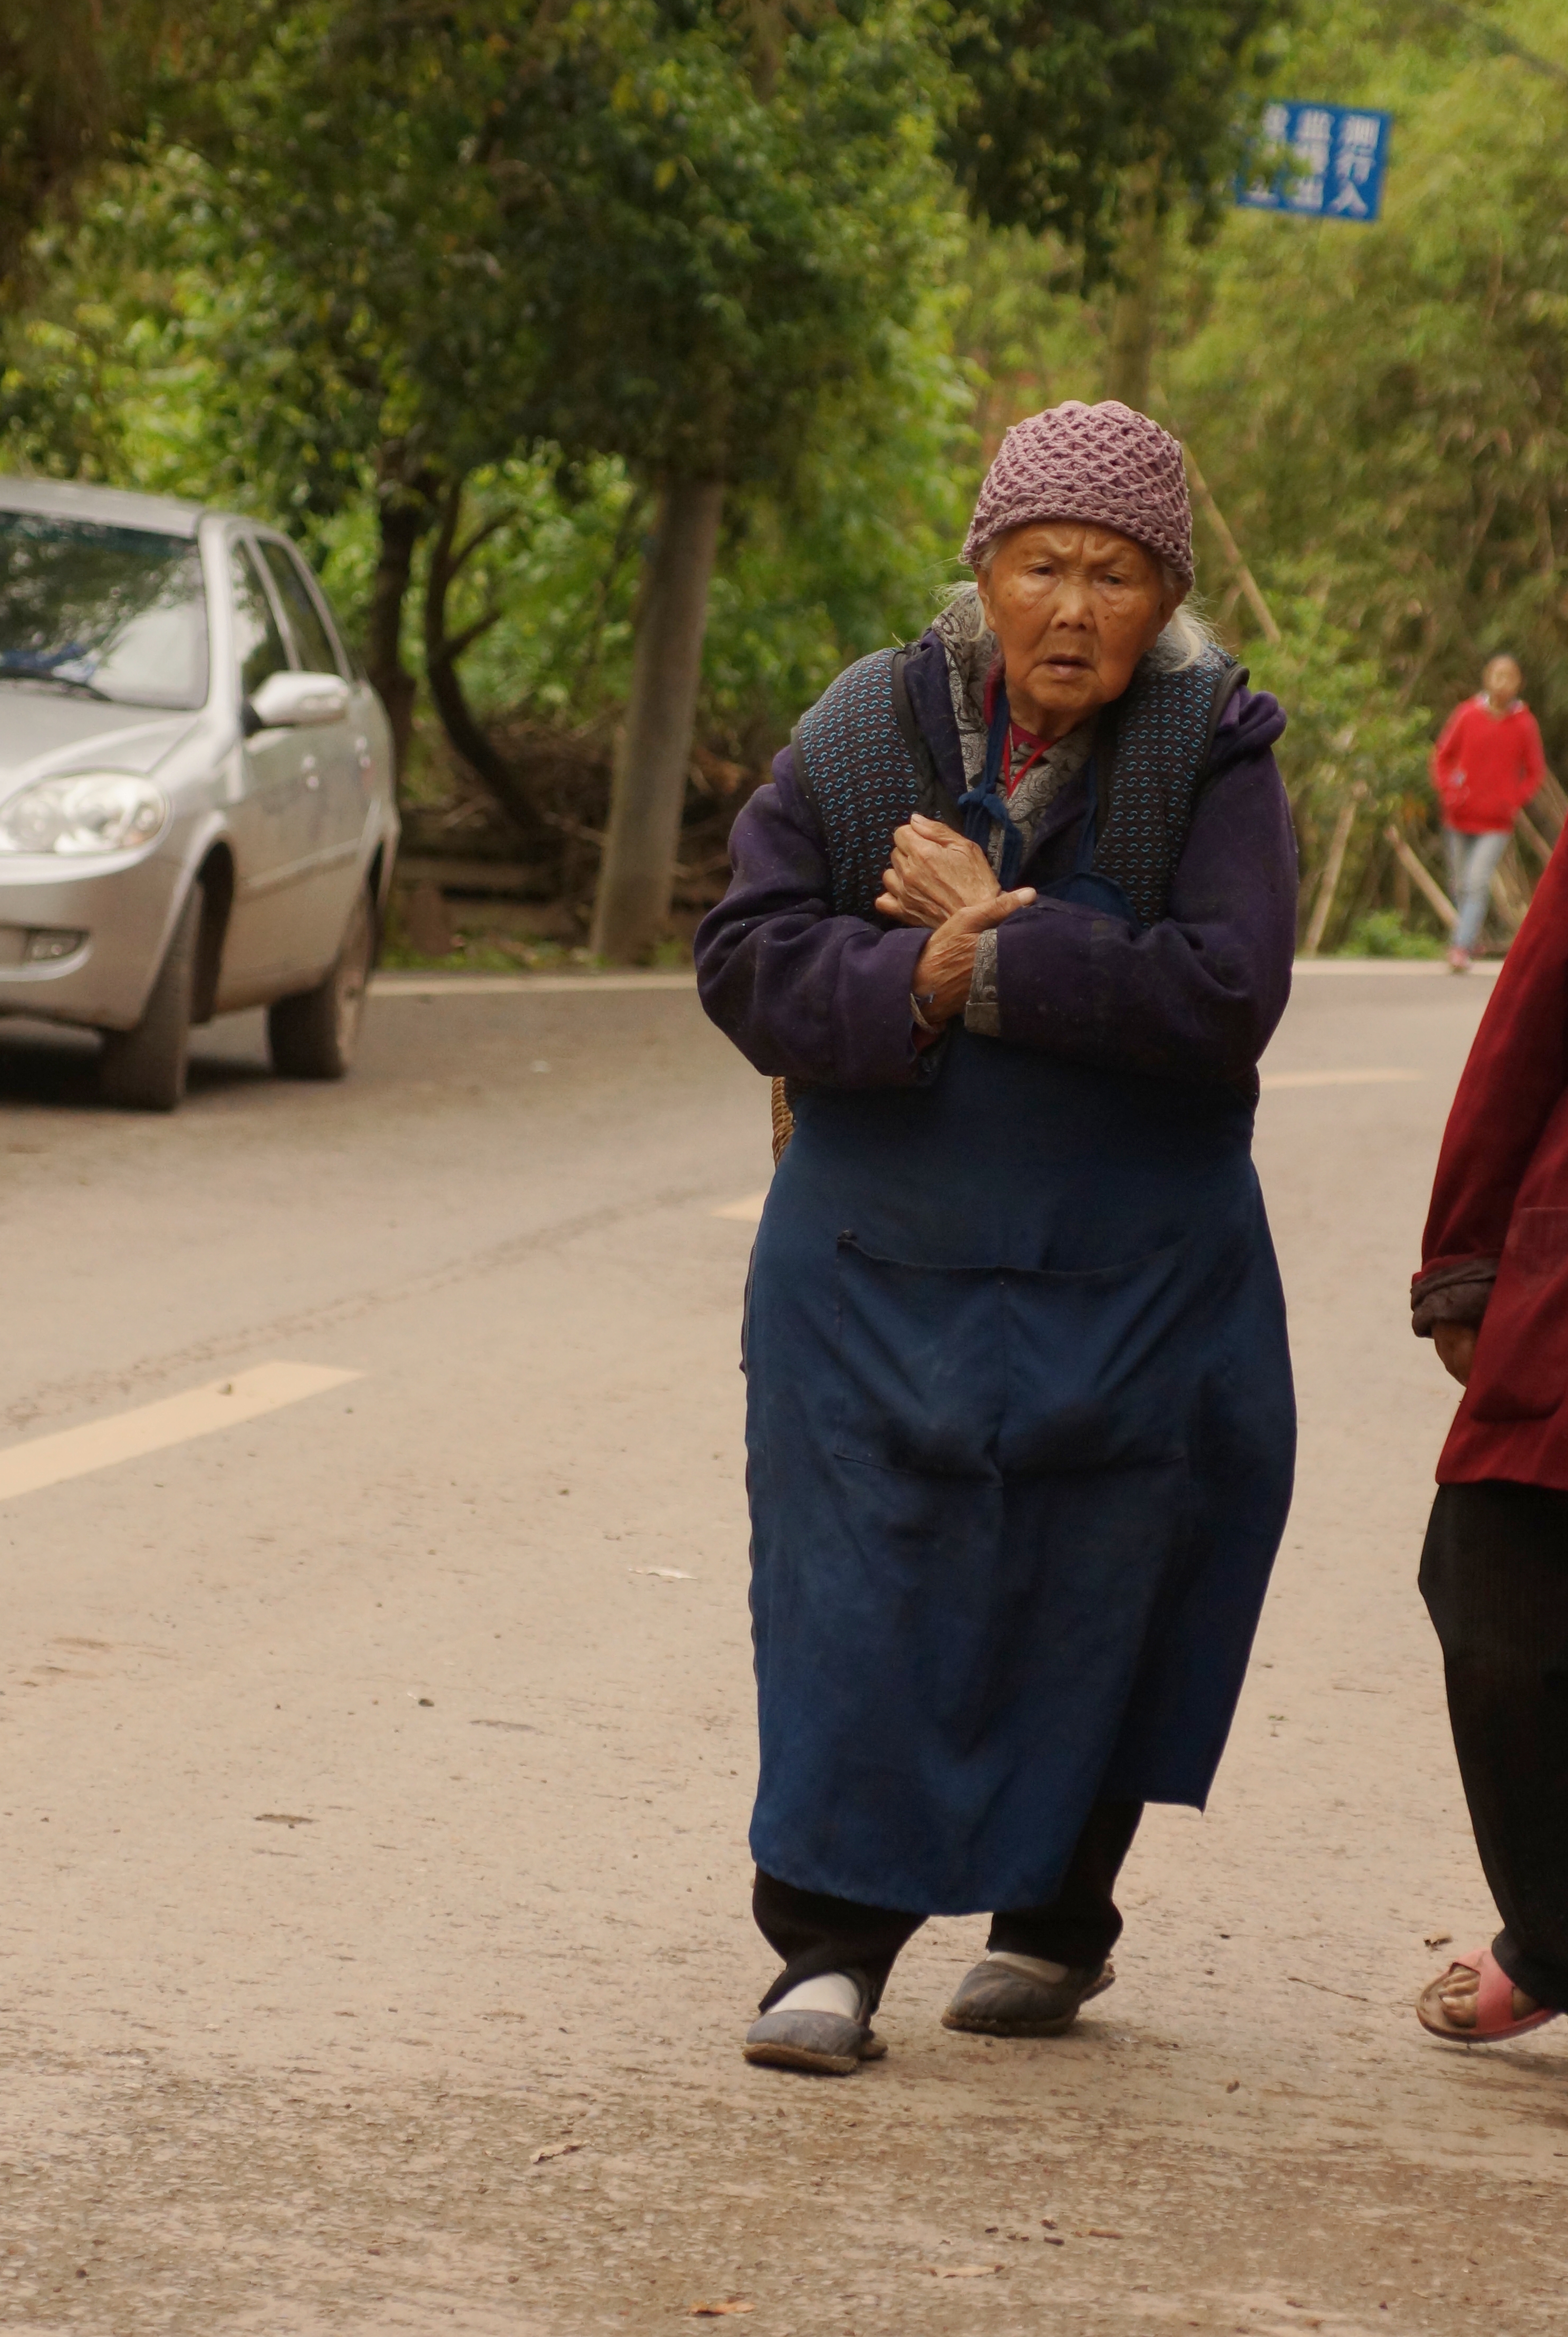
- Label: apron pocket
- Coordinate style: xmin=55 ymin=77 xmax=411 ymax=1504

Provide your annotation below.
xmin=833 ymin=1238 xmax=1004 ymax=1478
xmin=832 ymin=1233 xmax=1191 ymax=1480
xmin=998 ymin=1243 xmax=1189 ymax=1473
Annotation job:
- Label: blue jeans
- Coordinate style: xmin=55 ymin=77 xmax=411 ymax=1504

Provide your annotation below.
xmin=1444 ymin=826 xmax=1510 ymax=953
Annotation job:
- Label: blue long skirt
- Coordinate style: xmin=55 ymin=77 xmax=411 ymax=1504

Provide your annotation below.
xmin=743 ymin=1029 xmax=1295 ymax=1915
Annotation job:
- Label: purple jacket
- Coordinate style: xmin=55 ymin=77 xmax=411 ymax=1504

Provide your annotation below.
xmin=694 ymin=625 xmax=1296 ymax=1095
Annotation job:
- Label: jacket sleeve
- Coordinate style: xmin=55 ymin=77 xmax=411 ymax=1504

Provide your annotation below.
xmin=1432 ymin=704 xmax=1466 ymax=790
xmin=1412 ymin=827 xmax=1568 ymax=1335
xmin=1519 ymin=710 xmax=1547 ymax=802
xmin=694 ymin=748 xmax=931 ymax=1086
xmin=976 ymin=747 xmax=1298 ymax=1088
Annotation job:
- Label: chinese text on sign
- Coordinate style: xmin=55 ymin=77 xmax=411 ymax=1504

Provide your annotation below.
xmin=1237 ymin=103 xmax=1392 ymax=223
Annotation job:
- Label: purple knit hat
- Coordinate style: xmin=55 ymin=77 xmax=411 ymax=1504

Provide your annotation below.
xmin=961 ymin=399 xmax=1194 ymax=588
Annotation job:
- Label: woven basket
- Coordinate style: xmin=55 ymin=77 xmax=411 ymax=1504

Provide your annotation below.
xmin=770 ymin=1076 xmax=795 ymax=1167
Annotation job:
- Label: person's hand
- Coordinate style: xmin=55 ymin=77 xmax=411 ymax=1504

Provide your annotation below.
xmin=1434 ymin=1322 xmax=1477 ymax=1386
xmin=878 ymin=814 xmax=1003 ymax=929
xmin=911 ymin=890 xmax=1036 ymax=1025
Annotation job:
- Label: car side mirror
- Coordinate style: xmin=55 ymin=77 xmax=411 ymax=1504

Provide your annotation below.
xmin=244 ymin=669 xmax=351 ymax=732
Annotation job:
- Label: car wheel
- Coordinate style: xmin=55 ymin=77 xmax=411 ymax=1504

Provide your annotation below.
xmin=99 ymin=881 xmax=202 ymax=1112
xmin=267 ymin=884 xmax=375 ymax=1080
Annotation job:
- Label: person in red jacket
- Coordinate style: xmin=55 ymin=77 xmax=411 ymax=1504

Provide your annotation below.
xmin=1430 ymin=655 xmax=1545 ymax=970
xmin=1410 ymin=826 xmax=1568 ymax=2043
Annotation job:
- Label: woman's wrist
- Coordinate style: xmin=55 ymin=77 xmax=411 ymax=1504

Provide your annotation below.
xmin=911 ymin=890 xmax=1036 ymax=1028
xmin=912 ymin=928 xmax=979 ymax=1023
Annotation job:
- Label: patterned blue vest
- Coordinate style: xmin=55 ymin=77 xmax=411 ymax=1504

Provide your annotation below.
xmin=790 ymin=642 xmax=1244 ymax=930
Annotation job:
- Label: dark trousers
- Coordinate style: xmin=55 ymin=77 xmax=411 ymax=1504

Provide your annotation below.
xmin=754 ymin=1799 xmax=1142 ymax=2014
xmin=1420 ymin=1480 xmax=1568 ymax=2011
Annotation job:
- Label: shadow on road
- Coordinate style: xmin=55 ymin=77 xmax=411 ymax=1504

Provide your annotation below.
xmin=0 ymin=1020 xmax=272 ymax=1111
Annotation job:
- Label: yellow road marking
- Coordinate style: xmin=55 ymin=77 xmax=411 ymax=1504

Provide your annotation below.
xmin=0 ymin=1362 xmax=360 ymax=1504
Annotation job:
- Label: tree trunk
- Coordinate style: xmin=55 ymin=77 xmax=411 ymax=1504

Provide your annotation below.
xmin=365 ymin=448 xmax=437 ymax=784
xmin=423 ymin=478 xmax=544 ymax=841
xmin=590 ymin=476 xmax=725 ymax=963
xmin=1102 ymin=171 xmax=1163 ymax=411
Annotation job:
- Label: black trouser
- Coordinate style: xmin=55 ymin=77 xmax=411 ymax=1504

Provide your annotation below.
xmin=754 ymin=1799 xmax=1142 ymax=2014
xmin=1420 ymin=1480 xmax=1568 ymax=2011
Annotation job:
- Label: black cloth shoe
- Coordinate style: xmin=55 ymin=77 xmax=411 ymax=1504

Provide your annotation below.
xmin=742 ymin=1977 xmax=888 ymax=2074
xmin=941 ymin=1954 xmax=1115 ymax=2037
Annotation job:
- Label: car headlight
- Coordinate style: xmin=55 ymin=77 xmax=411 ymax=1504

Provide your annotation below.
xmin=0 ymin=773 xmax=169 ymax=857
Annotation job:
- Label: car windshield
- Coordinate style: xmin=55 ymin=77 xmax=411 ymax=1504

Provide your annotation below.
xmin=0 ymin=513 xmax=209 ymax=711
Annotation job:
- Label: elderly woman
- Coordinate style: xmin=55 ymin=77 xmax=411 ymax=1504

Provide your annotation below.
xmin=695 ymin=401 xmax=1298 ymax=2074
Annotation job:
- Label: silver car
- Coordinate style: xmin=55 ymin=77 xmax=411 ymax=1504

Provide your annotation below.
xmin=0 ymin=477 xmax=398 ymax=1108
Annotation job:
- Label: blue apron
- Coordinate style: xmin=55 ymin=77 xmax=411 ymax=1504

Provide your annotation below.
xmin=743 ymin=724 xmax=1295 ymax=1914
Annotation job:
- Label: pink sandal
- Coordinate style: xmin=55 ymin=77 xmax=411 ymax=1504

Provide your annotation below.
xmin=1417 ymin=1945 xmax=1562 ymax=2043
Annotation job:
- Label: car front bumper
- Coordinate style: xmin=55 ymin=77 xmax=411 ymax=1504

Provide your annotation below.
xmin=0 ymin=848 xmax=186 ymax=1032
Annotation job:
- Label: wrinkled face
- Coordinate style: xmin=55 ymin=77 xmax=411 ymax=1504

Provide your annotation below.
xmin=976 ymin=521 xmax=1181 ymax=740
xmin=1484 ymin=656 xmax=1522 ymax=704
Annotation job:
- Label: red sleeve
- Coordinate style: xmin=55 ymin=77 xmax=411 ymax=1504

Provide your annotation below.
xmin=1419 ymin=828 xmax=1568 ymax=1284
xmin=1519 ymin=710 xmax=1546 ymax=799
xmin=1431 ymin=703 xmax=1468 ymax=786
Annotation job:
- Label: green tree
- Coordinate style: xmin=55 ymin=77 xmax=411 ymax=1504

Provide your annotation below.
xmin=166 ymin=1 xmax=534 ymax=778
xmin=939 ymin=0 xmax=1295 ymax=406
xmin=480 ymin=0 xmax=955 ymax=957
xmin=0 ymin=0 xmax=963 ymax=889
xmin=941 ymin=0 xmax=1292 ymax=271
xmin=0 ymin=0 xmax=230 ymax=305
xmin=1 ymin=4 xmax=465 ymax=766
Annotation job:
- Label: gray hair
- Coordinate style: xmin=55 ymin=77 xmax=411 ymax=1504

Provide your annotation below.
xmin=940 ymin=573 xmax=1219 ymax=674
xmin=1147 ymin=572 xmax=1220 ymax=672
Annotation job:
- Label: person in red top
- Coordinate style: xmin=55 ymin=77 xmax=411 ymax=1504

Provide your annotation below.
xmin=1430 ymin=655 xmax=1546 ymax=970
xmin=1410 ymin=825 xmax=1568 ymax=2044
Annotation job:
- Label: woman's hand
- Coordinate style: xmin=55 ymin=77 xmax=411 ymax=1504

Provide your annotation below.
xmin=911 ymin=890 xmax=1036 ymax=1025
xmin=877 ymin=814 xmax=1003 ymax=929
xmin=1434 ymin=1322 xmax=1477 ymax=1387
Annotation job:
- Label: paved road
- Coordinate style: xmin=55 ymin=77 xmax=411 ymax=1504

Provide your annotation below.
xmin=0 ymin=964 xmax=1563 ymax=2336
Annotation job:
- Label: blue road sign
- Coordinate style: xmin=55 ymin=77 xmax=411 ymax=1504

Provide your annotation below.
xmin=1237 ymin=102 xmax=1393 ymax=222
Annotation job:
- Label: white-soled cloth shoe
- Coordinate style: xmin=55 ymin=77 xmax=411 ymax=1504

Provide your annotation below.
xmin=941 ymin=1953 xmax=1115 ymax=2036
xmin=742 ymin=1971 xmax=888 ymax=2074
